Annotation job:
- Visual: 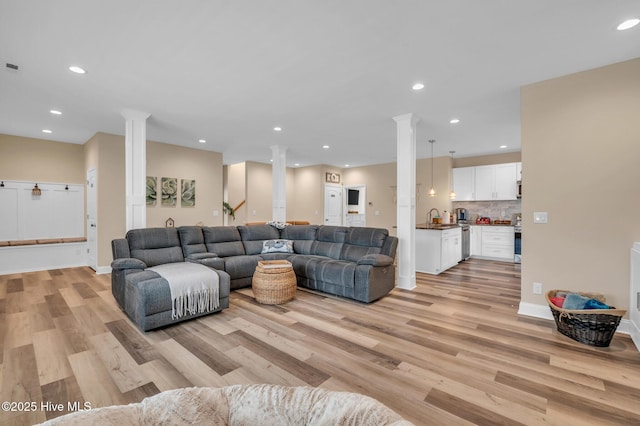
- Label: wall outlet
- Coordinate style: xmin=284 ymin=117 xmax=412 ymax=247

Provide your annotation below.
xmin=533 ymin=282 xmax=543 ymax=295
xmin=212 ymin=210 xmax=219 ymax=217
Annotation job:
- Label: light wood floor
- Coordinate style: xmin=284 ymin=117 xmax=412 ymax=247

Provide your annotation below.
xmin=1 ymin=259 xmax=639 ymax=425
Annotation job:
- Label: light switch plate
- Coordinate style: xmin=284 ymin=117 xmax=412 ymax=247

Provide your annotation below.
xmin=533 ymin=212 xmax=548 ymax=224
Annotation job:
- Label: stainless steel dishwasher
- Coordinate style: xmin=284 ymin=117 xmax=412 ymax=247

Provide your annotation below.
xmin=460 ymin=225 xmax=470 ymax=260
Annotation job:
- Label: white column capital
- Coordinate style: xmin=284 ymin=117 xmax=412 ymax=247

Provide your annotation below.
xmin=121 ymin=109 xmax=151 ymax=121
xmin=393 ymin=113 xmax=420 ymax=127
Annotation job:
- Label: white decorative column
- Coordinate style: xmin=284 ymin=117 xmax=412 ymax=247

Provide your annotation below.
xmin=122 ymin=109 xmax=151 ymax=231
xmin=393 ymin=113 xmax=419 ymax=290
xmin=271 ymin=145 xmax=287 ymax=222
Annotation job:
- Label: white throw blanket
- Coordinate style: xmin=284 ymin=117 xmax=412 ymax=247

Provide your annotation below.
xmin=148 ymin=263 xmax=220 ymax=320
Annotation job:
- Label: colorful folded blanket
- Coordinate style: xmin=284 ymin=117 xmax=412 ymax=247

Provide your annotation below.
xmin=584 ymin=298 xmax=610 ymax=309
xmin=563 ymin=293 xmax=590 ymax=310
xmin=560 ymin=293 xmax=611 ymax=310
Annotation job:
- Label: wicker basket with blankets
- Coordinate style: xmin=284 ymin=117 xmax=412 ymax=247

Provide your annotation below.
xmin=546 ymin=289 xmax=626 ymax=347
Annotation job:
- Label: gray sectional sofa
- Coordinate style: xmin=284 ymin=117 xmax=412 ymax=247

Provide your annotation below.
xmin=111 ymin=224 xmax=398 ymax=331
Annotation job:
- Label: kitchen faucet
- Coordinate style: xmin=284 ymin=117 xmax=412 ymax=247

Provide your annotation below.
xmin=428 ymin=208 xmax=440 ymax=224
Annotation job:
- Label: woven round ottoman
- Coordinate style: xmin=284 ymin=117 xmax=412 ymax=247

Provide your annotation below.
xmin=252 ymin=260 xmax=296 ymax=304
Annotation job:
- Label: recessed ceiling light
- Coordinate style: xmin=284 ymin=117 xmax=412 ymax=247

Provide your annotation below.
xmin=412 ymin=82 xmax=425 ymax=91
xmin=617 ymin=18 xmax=639 ymax=31
xmin=449 ymin=118 xmax=460 ymax=124
xmin=50 ymin=110 xmax=62 ymax=115
xmin=322 ymin=145 xmax=330 ymax=149
xmin=273 ymin=126 xmax=282 ymax=132
xmin=198 ymin=139 xmax=206 ymax=143
xmin=68 ymin=65 xmax=86 ymax=74
xmin=294 ymin=163 xmax=300 ymax=167
xmin=42 ymin=129 xmax=52 ymax=134
xmin=499 ymin=145 xmax=508 ymax=149
xmin=344 ymin=164 xmax=350 ymax=167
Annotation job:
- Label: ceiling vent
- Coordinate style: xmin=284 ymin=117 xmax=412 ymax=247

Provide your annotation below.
xmin=6 ymin=63 xmax=19 ymax=70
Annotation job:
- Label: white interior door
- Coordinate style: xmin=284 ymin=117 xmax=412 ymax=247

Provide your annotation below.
xmin=323 ymin=184 xmax=342 ymax=226
xmin=86 ymin=169 xmax=97 ymax=271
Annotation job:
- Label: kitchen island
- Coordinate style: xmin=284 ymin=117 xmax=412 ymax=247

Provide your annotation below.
xmin=416 ymin=223 xmax=462 ymax=275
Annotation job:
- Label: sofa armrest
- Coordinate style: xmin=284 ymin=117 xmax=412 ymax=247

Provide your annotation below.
xmin=187 ymin=252 xmax=219 ymax=260
xmin=186 ymin=255 xmax=225 ymax=271
xmin=111 ymin=258 xmax=147 ymax=271
xmin=357 ymin=254 xmax=393 ymax=267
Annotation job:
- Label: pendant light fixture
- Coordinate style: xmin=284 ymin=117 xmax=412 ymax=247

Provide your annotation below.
xmin=428 ymin=139 xmax=436 ymax=197
xmin=449 ymin=150 xmax=456 ymax=199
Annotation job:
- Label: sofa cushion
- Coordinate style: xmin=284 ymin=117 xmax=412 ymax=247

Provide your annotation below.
xmin=203 ymin=226 xmax=245 ymax=257
xmin=291 ymin=255 xmax=355 ymax=287
xmin=127 ymin=228 xmax=184 ymax=267
xmin=222 ymin=255 xmax=263 ymax=280
xmin=340 ymin=227 xmax=388 ymax=262
xmin=178 ymin=226 xmax=207 ymax=257
xmin=281 ymin=225 xmax=319 ymax=255
xmin=237 ymin=225 xmax=280 ymax=255
xmin=311 ymin=226 xmax=348 ymax=259
xmin=261 ymin=239 xmax=294 ymax=254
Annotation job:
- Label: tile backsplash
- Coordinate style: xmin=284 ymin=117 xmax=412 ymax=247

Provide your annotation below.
xmin=452 ymin=200 xmax=521 ymax=222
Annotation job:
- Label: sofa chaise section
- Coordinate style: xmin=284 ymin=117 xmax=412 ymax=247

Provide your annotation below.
xmin=111 ymin=228 xmax=230 ymax=331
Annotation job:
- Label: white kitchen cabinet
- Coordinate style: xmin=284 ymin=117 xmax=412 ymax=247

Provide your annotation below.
xmin=452 ymin=167 xmax=475 ymax=201
xmin=516 ymin=162 xmax=522 ymax=181
xmin=480 ymin=226 xmax=514 ymax=261
xmin=473 ymin=163 xmax=518 ymax=201
xmin=441 ymin=228 xmax=461 ymax=269
xmin=345 ymin=213 xmax=365 ymax=227
xmin=494 ymin=163 xmax=518 ymax=200
xmin=416 ymin=227 xmax=462 ymax=275
xmin=474 ymin=165 xmax=494 ymax=200
xmin=453 ymin=163 xmax=518 ymax=201
xmin=470 ymin=225 xmax=482 ymax=256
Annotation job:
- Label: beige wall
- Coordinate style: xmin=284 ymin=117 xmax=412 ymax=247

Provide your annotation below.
xmin=417 ymin=156 xmax=454 ymax=224
xmin=146 ymin=141 xmax=223 ymax=228
xmin=521 ymin=57 xmax=640 ymax=312
xmin=342 ymin=163 xmax=396 ymax=231
xmin=225 ymin=163 xmax=246 ymax=225
xmin=290 ymin=165 xmax=326 ymax=225
xmin=84 ymin=133 xmax=126 ymax=268
xmin=84 ymin=133 xmax=223 ymax=269
xmin=0 ymin=134 xmax=84 ymax=183
xmin=245 ymin=161 xmax=273 ymax=222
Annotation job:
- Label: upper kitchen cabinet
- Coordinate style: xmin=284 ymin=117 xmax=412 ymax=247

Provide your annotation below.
xmin=453 ymin=162 xmax=520 ymax=201
xmin=452 ymin=167 xmax=475 ymax=201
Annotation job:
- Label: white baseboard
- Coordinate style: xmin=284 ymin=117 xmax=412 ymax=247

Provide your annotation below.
xmin=93 ymin=265 xmax=112 ymax=275
xmin=517 ymin=302 xmax=554 ymax=321
xmin=629 ymin=318 xmax=640 ymax=351
xmin=518 ymin=301 xmax=633 ymax=338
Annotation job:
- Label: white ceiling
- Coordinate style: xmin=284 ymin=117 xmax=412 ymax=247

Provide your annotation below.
xmin=1 ymin=1 xmax=639 ymax=167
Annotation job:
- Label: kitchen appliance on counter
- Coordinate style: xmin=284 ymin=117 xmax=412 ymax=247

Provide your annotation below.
xmin=475 ymin=217 xmax=491 ymax=224
xmin=455 ymin=208 xmax=468 ymax=223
